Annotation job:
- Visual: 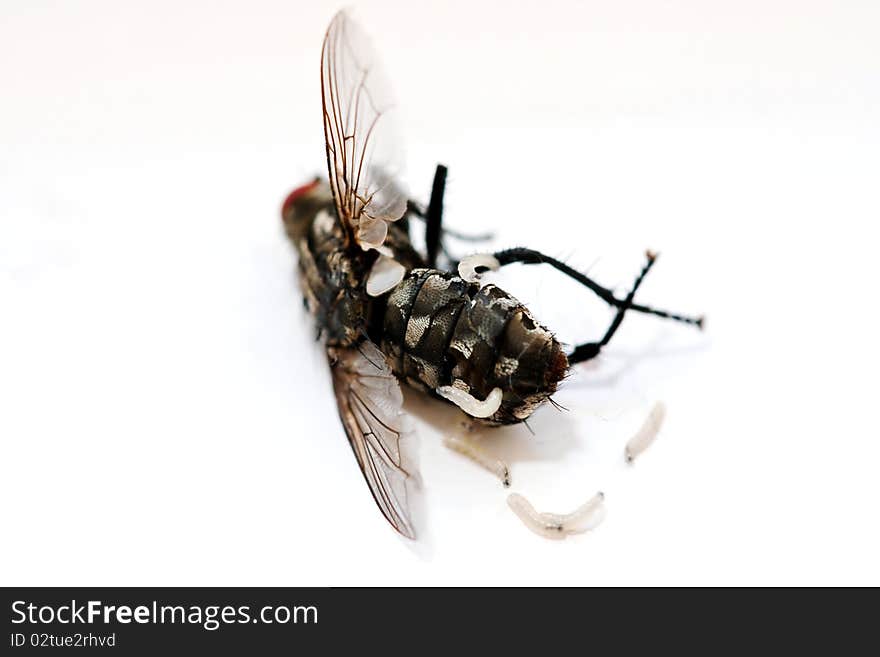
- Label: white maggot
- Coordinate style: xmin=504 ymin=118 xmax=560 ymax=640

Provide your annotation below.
xmin=507 ymin=494 xmax=566 ymax=540
xmin=625 ymin=402 xmax=666 ymax=464
xmin=541 ymin=492 xmax=606 ymax=534
xmin=443 ymin=435 xmax=510 ymax=487
xmin=458 ymin=253 xmax=500 ymax=283
xmin=507 ymin=492 xmax=606 ymax=540
xmin=436 ymin=385 xmax=503 ymax=419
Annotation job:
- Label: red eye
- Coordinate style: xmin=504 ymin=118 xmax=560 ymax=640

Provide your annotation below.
xmin=281 ymin=179 xmax=321 ymax=218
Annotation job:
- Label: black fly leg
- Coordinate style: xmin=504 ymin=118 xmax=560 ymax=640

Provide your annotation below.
xmin=568 ymin=252 xmax=657 ymax=364
xmin=407 ymin=164 xmax=493 ymax=267
xmin=492 ymin=247 xmax=704 ymax=329
xmin=424 ymin=164 xmax=447 ymax=268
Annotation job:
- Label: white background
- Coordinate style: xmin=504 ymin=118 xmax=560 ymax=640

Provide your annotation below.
xmin=2 ymin=0 xmax=878 ymax=586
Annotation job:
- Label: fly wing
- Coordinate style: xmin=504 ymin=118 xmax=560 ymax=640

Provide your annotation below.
xmin=321 ymin=10 xmax=407 ymax=252
xmin=328 ymin=340 xmax=418 ymax=538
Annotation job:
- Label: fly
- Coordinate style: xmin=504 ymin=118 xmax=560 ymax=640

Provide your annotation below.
xmin=281 ymin=11 xmax=703 ymax=539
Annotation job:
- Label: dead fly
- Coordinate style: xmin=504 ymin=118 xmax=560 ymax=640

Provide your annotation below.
xmin=281 ymin=11 xmax=703 ymax=539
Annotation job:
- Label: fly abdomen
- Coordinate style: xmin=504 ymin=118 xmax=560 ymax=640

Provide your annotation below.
xmin=381 ymin=269 xmax=569 ymax=425
xmin=381 ymin=269 xmax=435 ymax=374
xmin=381 ymin=269 xmax=473 ymax=390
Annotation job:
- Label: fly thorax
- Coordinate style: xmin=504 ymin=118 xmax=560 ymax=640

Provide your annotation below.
xmin=297 ymin=203 xmax=375 ymax=347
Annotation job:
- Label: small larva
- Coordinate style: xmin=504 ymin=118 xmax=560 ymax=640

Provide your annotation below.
xmin=443 ymin=435 xmax=510 ymax=487
xmin=457 ymin=253 xmax=500 ymax=283
xmin=625 ymin=402 xmax=666 ymax=464
xmin=507 ymin=492 xmax=605 ymax=540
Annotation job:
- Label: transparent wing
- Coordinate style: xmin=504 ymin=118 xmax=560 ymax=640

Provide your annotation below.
xmin=321 ymin=10 xmax=407 ymax=251
xmin=328 ymin=341 xmax=418 ymax=538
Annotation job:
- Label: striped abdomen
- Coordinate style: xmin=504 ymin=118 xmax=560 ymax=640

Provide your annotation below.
xmin=380 ymin=269 xmax=569 ymax=425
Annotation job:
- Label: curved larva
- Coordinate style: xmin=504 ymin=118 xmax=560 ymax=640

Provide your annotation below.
xmin=625 ymin=402 xmax=666 ymax=464
xmin=507 ymin=494 xmax=567 ymax=540
xmin=457 ymin=253 xmax=500 ymax=283
xmin=443 ymin=436 xmax=510 ymax=487
xmin=436 ymin=385 xmax=503 ymax=419
xmin=507 ymin=492 xmax=606 ymax=540
xmin=541 ymin=492 xmax=606 ymax=534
